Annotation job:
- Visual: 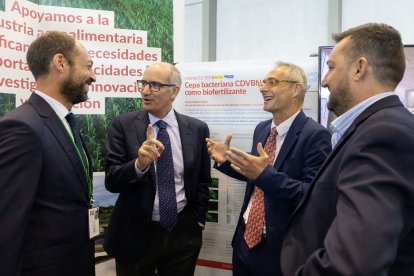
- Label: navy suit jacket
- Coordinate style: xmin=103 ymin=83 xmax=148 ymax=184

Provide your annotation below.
xmin=0 ymin=93 xmax=94 ymax=276
xmin=104 ymin=110 xmax=211 ymax=262
xmin=217 ymin=111 xmax=331 ymax=274
xmin=281 ymin=96 xmax=414 ymax=276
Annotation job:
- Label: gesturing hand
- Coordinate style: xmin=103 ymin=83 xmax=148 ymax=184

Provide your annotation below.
xmin=206 ymin=133 xmax=233 ymax=164
xmin=136 ymin=124 xmax=164 ymax=171
xmin=226 ymin=143 xmax=270 ymax=180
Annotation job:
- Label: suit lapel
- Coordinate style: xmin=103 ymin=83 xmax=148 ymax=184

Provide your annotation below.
xmin=134 ymin=111 xmax=156 ymax=186
xmin=175 ymin=111 xmax=193 ymax=177
xmin=274 ymin=111 xmax=307 ymax=170
xmin=258 ymin=121 xmax=272 ymax=146
xmin=28 ymin=93 xmax=88 ymax=196
xmin=134 ymin=111 xmax=150 ymax=145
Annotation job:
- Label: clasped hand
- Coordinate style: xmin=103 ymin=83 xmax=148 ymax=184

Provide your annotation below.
xmin=206 ymin=134 xmax=270 ymax=180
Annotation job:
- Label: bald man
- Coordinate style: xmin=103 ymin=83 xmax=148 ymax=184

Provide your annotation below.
xmin=104 ymin=62 xmax=211 ymax=276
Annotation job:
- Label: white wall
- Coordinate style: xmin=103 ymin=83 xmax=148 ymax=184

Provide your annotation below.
xmin=174 ymin=0 xmax=203 ymax=63
xmin=342 ymin=0 xmax=414 ymax=44
xmin=216 ymin=0 xmax=331 ymax=61
xmin=184 ymin=0 xmax=203 ymax=62
xmin=174 ymin=0 xmax=414 ymax=62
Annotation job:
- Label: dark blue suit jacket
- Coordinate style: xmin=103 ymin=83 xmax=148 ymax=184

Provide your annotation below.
xmin=104 ymin=110 xmax=211 ymax=262
xmin=217 ymin=110 xmax=331 ymax=275
xmin=0 ymin=93 xmax=94 ymax=276
xmin=281 ymin=96 xmax=414 ymax=276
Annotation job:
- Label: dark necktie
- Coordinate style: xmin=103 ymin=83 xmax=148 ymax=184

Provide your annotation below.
xmin=156 ymin=120 xmax=177 ymax=231
xmin=65 ymin=113 xmax=87 ymax=166
xmin=244 ymin=127 xmax=277 ymax=248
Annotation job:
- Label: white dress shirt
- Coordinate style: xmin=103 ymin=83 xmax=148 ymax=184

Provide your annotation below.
xmin=243 ymin=110 xmax=301 ymax=233
xmin=134 ymin=109 xmax=187 ymax=221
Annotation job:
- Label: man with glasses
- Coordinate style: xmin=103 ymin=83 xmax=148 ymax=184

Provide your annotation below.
xmin=207 ymin=62 xmax=331 ymax=275
xmin=104 ymin=62 xmax=211 ymax=276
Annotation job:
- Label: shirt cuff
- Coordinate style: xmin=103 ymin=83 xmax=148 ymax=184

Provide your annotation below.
xmin=135 ymin=158 xmax=149 ymax=176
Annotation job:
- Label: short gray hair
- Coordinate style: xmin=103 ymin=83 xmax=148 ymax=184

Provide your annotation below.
xmin=275 ymin=61 xmax=307 ymax=102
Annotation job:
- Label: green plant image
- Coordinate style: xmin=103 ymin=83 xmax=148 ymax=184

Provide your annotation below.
xmin=209 ymin=177 xmax=219 ymax=188
xmin=0 ymin=95 xmax=142 ymax=171
xmin=0 ymin=93 xmax=15 ymax=118
xmin=1 ymin=1 xmax=172 ymax=171
xmin=21 ymin=0 xmax=173 ymax=171
xmin=77 ymin=97 xmax=142 ymax=171
xmin=30 ymin=0 xmax=173 ymax=63
xmin=209 ymin=189 xmax=218 ymax=200
xmin=206 ymin=212 xmax=218 ymax=223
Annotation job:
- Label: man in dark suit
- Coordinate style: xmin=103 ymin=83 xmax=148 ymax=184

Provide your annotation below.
xmin=281 ymin=23 xmax=414 ymax=276
xmin=0 ymin=31 xmax=96 ymax=275
xmin=104 ymin=62 xmax=211 ymax=276
xmin=206 ymin=62 xmax=331 ymax=275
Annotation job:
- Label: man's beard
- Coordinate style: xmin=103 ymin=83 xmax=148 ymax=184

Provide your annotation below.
xmin=61 ymin=73 xmax=88 ymax=105
xmin=327 ymin=77 xmax=351 ymax=117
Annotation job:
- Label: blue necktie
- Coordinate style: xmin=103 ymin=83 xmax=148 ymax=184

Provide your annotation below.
xmin=156 ymin=120 xmax=177 ymax=231
xmin=66 ymin=113 xmax=86 ymax=165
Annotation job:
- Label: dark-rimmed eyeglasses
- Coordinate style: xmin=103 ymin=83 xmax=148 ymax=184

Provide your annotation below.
xmin=136 ymin=80 xmax=176 ymax=92
xmin=259 ymin=78 xmax=299 ymax=88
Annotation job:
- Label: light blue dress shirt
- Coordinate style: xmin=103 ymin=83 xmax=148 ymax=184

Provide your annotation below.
xmin=330 ymin=92 xmax=395 ymax=148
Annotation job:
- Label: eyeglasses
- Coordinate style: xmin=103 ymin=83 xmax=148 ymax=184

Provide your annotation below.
xmin=136 ymin=80 xmax=176 ymax=92
xmin=259 ymin=78 xmax=299 ymax=88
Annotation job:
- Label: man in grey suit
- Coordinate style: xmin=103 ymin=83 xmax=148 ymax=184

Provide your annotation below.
xmin=281 ymin=23 xmax=414 ymax=275
xmin=104 ymin=62 xmax=211 ymax=276
xmin=0 ymin=31 xmax=96 ymax=275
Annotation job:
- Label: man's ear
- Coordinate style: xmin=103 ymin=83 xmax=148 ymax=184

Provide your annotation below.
xmin=354 ymin=57 xmax=368 ymax=81
xmin=291 ymin=83 xmax=301 ymax=99
xmin=171 ymin=86 xmax=180 ymax=100
xmin=52 ymin=53 xmax=67 ymax=72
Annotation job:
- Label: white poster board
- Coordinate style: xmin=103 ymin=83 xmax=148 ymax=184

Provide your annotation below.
xmin=174 ymin=59 xmax=319 ymax=275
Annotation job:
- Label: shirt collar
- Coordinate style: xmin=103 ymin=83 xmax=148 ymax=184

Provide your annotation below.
xmin=34 ymin=90 xmax=71 ymax=119
xmin=330 ymin=92 xmax=394 ymax=146
xmin=273 ymin=110 xmax=301 ymax=136
xmin=148 ymin=108 xmax=178 ymax=128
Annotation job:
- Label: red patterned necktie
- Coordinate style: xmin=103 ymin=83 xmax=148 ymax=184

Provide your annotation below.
xmin=244 ymin=127 xmax=277 ymax=249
